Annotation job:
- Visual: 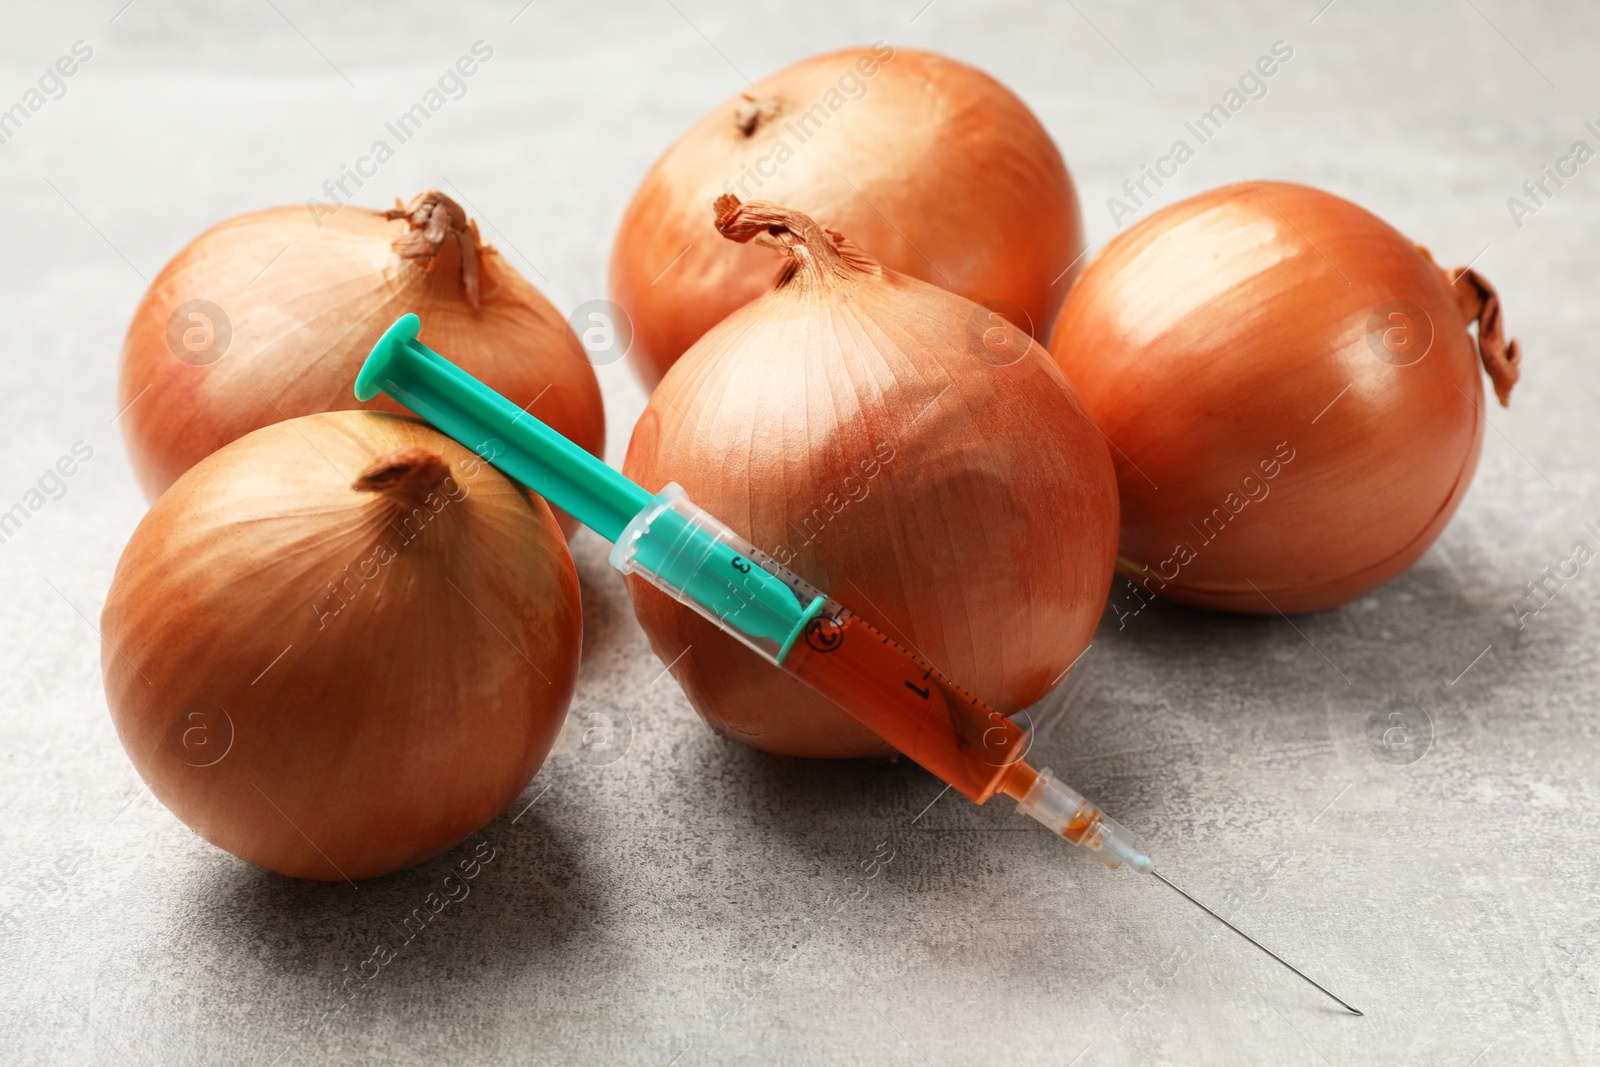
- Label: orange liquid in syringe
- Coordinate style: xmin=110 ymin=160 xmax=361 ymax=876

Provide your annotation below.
xmin=781 ymin=606 xmax=1031 ymax=803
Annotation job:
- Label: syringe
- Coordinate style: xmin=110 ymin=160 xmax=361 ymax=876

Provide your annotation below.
xmin=356 ymin=313 xmax=1361 ymax=1015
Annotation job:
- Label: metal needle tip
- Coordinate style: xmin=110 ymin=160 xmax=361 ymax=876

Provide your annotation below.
xmin=1150 ymin=870 xmax=1363 ymax=1016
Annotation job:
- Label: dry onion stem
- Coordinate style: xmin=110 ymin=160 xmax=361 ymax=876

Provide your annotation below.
xmin=101 ymin=412 xmax=581 ymax=881
xmin=118 ymin=189 xmax=603 ymax=534
xmin=1049 ymin=180 xmax=1524 ymax=614
xmin=622 ymin=196 xmax=1118 ymax=759
xmin=384 ymin=191 xmax=482 ymax=308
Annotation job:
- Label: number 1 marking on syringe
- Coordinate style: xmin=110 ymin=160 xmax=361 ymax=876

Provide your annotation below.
xmin=904 ymin=663 xmax=937 ymax=701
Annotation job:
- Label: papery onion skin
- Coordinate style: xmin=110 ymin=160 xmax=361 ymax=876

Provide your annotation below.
xmin=622 ymin=198 xmax=1118 ymax=759
xmin=1048 ymin=180 xmax=1522 ymax=615
xmin=118 ymin=190 xmax=604 ymax=534
xmin=610 ymin=46 xmax=1084 ymax=389
xmin=101 ymin=411 xmax=581 ymax=881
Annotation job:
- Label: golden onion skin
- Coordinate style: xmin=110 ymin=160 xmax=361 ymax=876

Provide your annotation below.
xmin=610 ymin=47 xmax=1083 ymax=389
xmin=623 ymin=199 xmax=1118 ymax=759
xmin=118 ymin=191 xmax=603 ymax=536
xmin=1049 ymin=181 xmax=1519 ymax=614
xmin=101 ymin=412 xmax=582 ymax=880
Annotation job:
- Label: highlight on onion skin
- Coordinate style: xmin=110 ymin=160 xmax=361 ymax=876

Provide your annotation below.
xmin=101 ymin=411 xmax=582 ymax=881
xmin=1048 ymin=180 xmax=1522 ymax=615
xmin=609 ymin=46 xmax=1084 ymax=390
xmin=622 ymin=197 xmax=1119 ymax=760
xmin=118 ymin=190 xmax=604 ymax=535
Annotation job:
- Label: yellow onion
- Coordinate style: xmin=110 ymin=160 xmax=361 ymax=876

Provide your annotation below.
xmin=622 ymin=197 xmax=1118 ymax=759
xmin=1049 ymin=181 xmax=1522 ymax=614
xmin=118 ymin=190 xmax=603 ymax=533
xmin=101 ymin=411 xmax=581 ymax=880
xmin=610 ymin=46 xmax=1083 ymax=388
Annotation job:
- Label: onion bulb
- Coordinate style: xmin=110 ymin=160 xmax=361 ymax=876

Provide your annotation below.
xmin=118 ymin=189 xmax=604 ymax=534
xmin=1048 ymin=180 xmax=1522 ymax=614
xmin=610 ymin=46 xmax=1083 ymax=389
xmin=622 ymin=197 xmax=1118 ymax=759
xmin=101 ymin=411 xmax=582 ymax=880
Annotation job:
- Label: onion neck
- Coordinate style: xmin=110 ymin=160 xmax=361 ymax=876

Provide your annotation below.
xmin=1421 ymin=246 xmax=1521 ymax=407
xmin=353 ymin=447 xmax=455 ymax=511
xmin=734 ymin=95 xmax=781 ymax=136
xmin=713 ymin=195 xmax=882 ymax=288
xmin=385 ymin=190 xmax=484 ymax=309
xmin=732 ymin=94 xmax=784 ymax=136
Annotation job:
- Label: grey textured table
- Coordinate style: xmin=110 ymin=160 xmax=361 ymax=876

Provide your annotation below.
xmin=2 ymin=1 xmax=1597 ymax=1064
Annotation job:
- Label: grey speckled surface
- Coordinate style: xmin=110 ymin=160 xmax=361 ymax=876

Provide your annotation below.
xmin=2 ymin=1 xmax=1598 ymax=1064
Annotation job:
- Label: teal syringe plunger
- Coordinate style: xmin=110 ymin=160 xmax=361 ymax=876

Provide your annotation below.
xmin=355 ymin=313 xmax=1361 ymax=1015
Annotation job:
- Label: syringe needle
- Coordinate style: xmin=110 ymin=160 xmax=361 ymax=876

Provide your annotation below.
xmin=1150 ymin=870 xmax=1363 ymax=1016
xmin=1004 ymin=770 xmax=1361 ymax=1014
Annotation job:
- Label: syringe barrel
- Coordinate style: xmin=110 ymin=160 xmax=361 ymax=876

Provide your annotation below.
xmin=611 ymin=485 xmax=1032 ymax=803
xmin=608 ymin=483 xmax=821 ymax=660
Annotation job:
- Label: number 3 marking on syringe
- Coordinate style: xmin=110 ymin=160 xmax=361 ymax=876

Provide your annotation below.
xmin=730 ymin=557 xmax=752 ymax=574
